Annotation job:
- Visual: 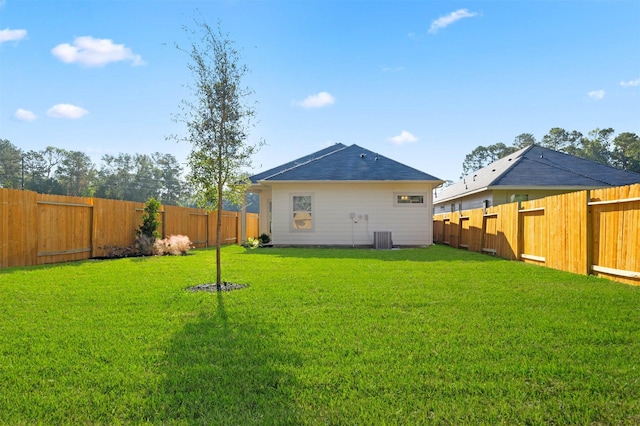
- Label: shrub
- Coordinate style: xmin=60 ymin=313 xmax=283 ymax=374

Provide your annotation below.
xmin=136 ymin=234 xmax=156 ymax=256
xmin=243 ymin=234 xmax=271 ymax=249
xmin=153 ymin=235 xmax=193 ymax=256
xmin=136 ymin=198 xmax=162 ymax=254
xmin=100 ymin=245 xmax=138 ymax=259
xmin=242 ymin=237 xmax=260 ymax=249
xmin=258 ymin=233 xmax=271 ymax=245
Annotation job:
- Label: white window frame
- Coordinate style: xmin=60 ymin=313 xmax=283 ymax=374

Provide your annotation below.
xmin=290 ymin=193 xmax=314 ymax=232
xmin=394 ymin=192 xmax=427 ymax=207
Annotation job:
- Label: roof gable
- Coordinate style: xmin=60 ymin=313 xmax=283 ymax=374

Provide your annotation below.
xmin=251 ymin=144 xmax=441 ymax=183
xmin=436 ymin=145 xmax=640 ymax=203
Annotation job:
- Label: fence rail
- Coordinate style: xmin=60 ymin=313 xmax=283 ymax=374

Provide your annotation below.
xmin=433 ymin=183 xmax=640 ymax=286
xmin=0 ymin=189 xmax=259 ymax=268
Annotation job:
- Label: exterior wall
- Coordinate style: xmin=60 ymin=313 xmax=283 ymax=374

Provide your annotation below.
xmin=269 ymin=182 xmax=436 ymax=246
xmin=255 ymin=187 xmax=272 ymax=237
xmin=492 ymin=189 xmax=580 ymax=205
xmin=434 ymin=188 xmax=584 ymax=213
xmin=434 ymin=191 xmax=494 ymax=213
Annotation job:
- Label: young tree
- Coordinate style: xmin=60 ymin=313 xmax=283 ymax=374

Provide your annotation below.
xmin=136 ymin=197 xmax=162 ymax=255
xmin=170 ymin=19 xmax=262 ymax=289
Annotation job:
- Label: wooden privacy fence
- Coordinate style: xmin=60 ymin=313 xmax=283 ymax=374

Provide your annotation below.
xmin=433 ymin=183 xmax=640 ymax=286
xmin=0 ymin=189 xmax=260 ymax=268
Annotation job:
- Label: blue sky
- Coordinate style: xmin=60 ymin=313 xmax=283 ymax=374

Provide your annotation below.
xmin=1 ymin=0 xmax=639 ymax=182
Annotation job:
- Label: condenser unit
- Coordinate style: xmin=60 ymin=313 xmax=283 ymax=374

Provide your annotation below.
xmin=373 ymin=231 xmax=392 ymax=249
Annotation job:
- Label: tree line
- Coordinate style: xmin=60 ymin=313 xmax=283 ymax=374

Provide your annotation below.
xmin=462 ymin=128 xmax=640 ymax=177
xmin=0 ymin=139 xmax=188 ymax=205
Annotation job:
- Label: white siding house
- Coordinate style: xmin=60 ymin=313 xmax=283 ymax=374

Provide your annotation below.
xmin=250 ymin=144 xmax=442 ymax=247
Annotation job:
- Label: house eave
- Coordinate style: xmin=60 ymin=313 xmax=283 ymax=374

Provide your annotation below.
xmin=255 ymin=179 xmax=443 ymax=185
xmin=434 ymin=186 xmax=490 ymax=204
xmin=488 ymin=185 xmax=604 ymax=191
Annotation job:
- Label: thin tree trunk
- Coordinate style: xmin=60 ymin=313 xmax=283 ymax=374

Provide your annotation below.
xmin=216 ymin=181 xmax=223 ymax=290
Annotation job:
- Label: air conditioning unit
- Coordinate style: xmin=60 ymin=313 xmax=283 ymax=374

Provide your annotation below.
xmin=373 ymin=231 xmax=392 ymax=249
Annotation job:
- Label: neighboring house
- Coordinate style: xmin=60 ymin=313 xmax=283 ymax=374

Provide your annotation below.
xmin=249 ymin=143 xmax=443 ymax=247
xmin=434 ymin=144 xmax=640 ymax=213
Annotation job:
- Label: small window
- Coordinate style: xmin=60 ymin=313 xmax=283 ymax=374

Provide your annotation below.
xmin=394 ymin=192 xmax=426 ymax=207
xmin=397 ymin=195 xmax=424 ymax=204
xmin=510 ymin=194 xmax=529 ymax=203
xmin=291 ymin=194 xmax=313 ymax=231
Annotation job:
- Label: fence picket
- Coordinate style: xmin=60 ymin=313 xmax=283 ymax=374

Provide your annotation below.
xmin=433 ymin=183 xmax=640 ymax=286
xmin=0 ymin=189 xmax=259 ymax=268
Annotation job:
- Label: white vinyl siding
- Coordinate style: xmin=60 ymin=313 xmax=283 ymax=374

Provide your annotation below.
xmin=269 ymin=182 xmax=435 ymax=246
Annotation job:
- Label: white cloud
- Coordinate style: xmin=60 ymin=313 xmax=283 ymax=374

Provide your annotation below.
xmin=429 ymin=9 xmax=479 ymax=34
xmin=382 ymin=66 xmax=404 ymax=72
xmin=620 ymin=78 xmax=640 ymax=87
xmin=0 ymin=28 xmax=27 ymax=44
xmin=389 ymin=130 xmax=418 ymax=145
xmin=14 ymin=108 xmax=37 ymax=121
xmin=588 ymin=90 xmax=605 ymax=100
xmin=296 ymin=92 xmax=335 ymax=108
xmin=47 ymin=104 xmax=89 ymax=119
xmin=51 ymin=36 xmax=145 ymax=67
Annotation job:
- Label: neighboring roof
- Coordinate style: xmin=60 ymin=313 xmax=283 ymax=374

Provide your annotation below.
xmin=250 ymin=144 xmax=442 ymax=184
xmin=435 ymin=144 xmax=640 ymax=204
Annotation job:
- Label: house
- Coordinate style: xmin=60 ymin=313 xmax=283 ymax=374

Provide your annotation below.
xmin=249 ymin=143 xmax=443 ymax=247
xmin=434 ymin=144 xmax=640 ymax=213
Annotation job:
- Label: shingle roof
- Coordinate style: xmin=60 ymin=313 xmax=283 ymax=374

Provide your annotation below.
xmin=435 ymin=144 xmax=640 ymax=203
xmin=250 ymin=144 xmax=442 ymax=183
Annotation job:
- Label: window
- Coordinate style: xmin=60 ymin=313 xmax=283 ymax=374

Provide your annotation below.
xmin=510 ymin=194 xmax=529 ymax=203
xmin=397 ymin=195 xmax=424 ymax=204
xmin=394 ymin=192 xmax=427 ymax=207
xmin=291 ymin=194 xmax=313 ymax=231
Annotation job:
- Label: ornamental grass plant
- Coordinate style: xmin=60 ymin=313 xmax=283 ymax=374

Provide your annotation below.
xmin=0 ymin=245 xmax=638 ymax=424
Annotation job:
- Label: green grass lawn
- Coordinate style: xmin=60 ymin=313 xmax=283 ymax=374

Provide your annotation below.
xmin=1 ymin=245 xmax=638 ymax=425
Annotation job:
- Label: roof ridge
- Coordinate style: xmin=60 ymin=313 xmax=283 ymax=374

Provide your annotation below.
xmin=259 ymin=144 xmax=349 ymax=181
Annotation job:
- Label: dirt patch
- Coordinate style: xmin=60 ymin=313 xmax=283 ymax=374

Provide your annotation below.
xmin=186 ymin=282 xmax=249 ymax=292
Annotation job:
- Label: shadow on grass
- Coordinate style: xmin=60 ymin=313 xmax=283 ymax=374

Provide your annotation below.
xmin=241 ymin=244 xmax=503 ymax=263
xmin=0 ymin=255 xmax=154 ymax=275
xmin=152 ymin=291 xmax=301 ymax=424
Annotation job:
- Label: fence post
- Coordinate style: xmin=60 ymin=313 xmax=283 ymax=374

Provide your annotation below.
xmin=241 ymin=204 xmax=247 ymax=244
xmin=516 ymin=201 xmax=523 ymax=261
xmin=236 ymin=212 xmax=241 ymax=245
xmin=585 ymin=190 xmax=592 ymax=276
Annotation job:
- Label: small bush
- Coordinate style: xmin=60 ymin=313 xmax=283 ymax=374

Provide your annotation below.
xmin=258 ymin=233 xmax=271 ymax=245
xmin=242 ymin=237 xmax=260 ymax=249
xmin=136 ymin=234 xmax=156 ymax=256
xmin=136 ymin=198 xmax=162 ymax=255
xmin=153 ymin=235 xmax=193 ymax=256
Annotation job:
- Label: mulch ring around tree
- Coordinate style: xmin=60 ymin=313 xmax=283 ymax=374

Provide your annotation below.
xmin=186 ymin=282 xmax=249 ymax=292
